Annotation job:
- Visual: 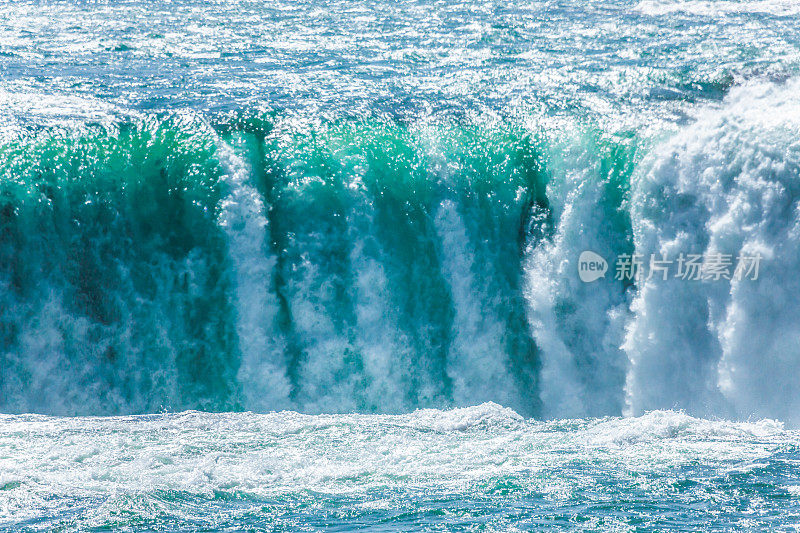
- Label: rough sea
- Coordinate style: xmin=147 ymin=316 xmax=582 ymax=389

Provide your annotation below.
xmin=1 ymin=0 xmax=800 ymax=530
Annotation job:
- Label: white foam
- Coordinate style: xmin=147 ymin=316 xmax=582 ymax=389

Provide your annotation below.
xmin=401 ymin=401 xmax=524 ymax=431
xmin=581 ymin=410 xmax=784 ymax=446
xmin=625 ymin=78 xmax=800 ymax=423
xmin=635 ymin=0 xmax=800 ymax=17
xmin=524 ymin=129 xmax=630 ymax=418
xmin=0 ymin=405 xmax=791 ymax=528
xmin=216 ymin=136 xmax=292 ymax=410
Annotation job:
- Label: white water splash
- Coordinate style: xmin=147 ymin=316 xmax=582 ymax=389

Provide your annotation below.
xmin=434 ymin=199 xmax=520 ymax=408
xmin=216 ymin=138 xmax=292 ymax=410
xmin=347 ymin=187 xmax=412 ymax=412
xmin=524 ymin=131 xmax=630 ymax=419
xmin=625 ymin=78 xmax=800 ymax=423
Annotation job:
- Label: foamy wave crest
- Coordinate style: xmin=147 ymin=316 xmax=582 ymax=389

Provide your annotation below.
xmin=580 ymin=410 xmax=785 ymax=446
xmin=625 ymin=78 xmax=800 ymax=423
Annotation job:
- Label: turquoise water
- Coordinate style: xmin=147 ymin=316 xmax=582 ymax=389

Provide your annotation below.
xmin=2 ymin=0 xmax=800 ymax=530
xmin=3 ymin=405 xmax=800 ymax=531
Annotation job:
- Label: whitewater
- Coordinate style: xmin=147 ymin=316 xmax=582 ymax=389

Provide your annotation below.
xmin=1 ymin=0 xmax=800 ymax=530
xmin=3 ymin=404 xmax=798 ymax=530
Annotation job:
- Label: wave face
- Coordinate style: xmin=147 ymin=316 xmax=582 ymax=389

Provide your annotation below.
xmin=0 ymin=118 xmax=548 ymax=415
xmin=1 ymin=79 xmax=799 ymax=421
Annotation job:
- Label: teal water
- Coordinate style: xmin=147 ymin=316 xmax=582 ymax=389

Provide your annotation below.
xmin=3 ymin=405 xmax=800 ymax=531
xmin=2 ymin=0 xmax=800 ymax=530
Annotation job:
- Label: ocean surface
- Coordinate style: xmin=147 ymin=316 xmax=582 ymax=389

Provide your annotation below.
xmin=4 ymin=405 xmax=800 ymax=531
xmin=1 ymin=0 xmax=800 ymax=530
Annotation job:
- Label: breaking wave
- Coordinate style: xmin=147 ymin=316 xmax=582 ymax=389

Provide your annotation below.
xmin=2 ymin=79 xmax=799 ymax=422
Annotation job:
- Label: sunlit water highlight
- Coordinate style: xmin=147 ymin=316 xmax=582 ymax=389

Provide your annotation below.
xmin=3 ymin=404 xmax=800 ymax=531
xmin=2 ymin=0 xmax=800 ymax=530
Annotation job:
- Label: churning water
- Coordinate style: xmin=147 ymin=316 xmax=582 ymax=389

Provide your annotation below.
xmin=1 ymin=0 xmax=800 ymax=530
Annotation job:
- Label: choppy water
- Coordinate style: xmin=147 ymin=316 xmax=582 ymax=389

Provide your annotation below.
xmin=2 ymin=0 xmax=800 ymax=530
xmin=1 ymin=0 xmax=798 ymax=125
xmin=3 ymin=404 xmax=800 ymax=531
